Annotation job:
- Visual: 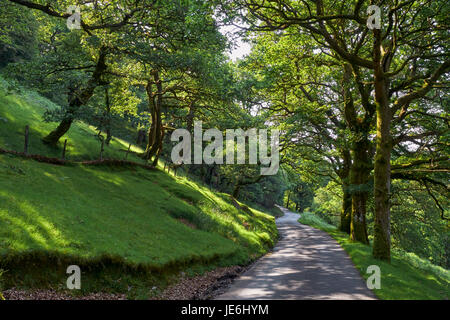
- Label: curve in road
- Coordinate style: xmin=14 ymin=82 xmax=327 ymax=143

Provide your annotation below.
xmin=217 ymin=207 xmax=376 ymax=300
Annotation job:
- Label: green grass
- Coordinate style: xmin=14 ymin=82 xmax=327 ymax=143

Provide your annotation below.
xmin=298 ymin=212 xmax=449 ymax=300
xmin=0 ymin=77 xmax=278 ymax=298
xmin=0 ymin=77 xmax=144 ymax=161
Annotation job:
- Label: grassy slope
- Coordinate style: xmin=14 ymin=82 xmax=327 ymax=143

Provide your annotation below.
xmin=298 ymin=212 xmax=449 ymax=300
xmin=0 ymin=77 xmax=144 ymax=161
xmin=0 ymin=79 xmax=278 ymax=297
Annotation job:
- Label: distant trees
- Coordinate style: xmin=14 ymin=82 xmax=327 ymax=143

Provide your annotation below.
xmin=1 ymin=1 xmax=448 ymax=265
xmin=231 ymin=0 xmax=449 ymax=261
xmin=241 ymin=30 xmax=375 ymax=242
xmin=0 ymin=2 xmax=38 ymax=68
xmin=5 ymin=0 xmax=231 ymax=151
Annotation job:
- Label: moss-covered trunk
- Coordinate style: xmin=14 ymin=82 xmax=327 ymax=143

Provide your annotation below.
xmin=286 ymin=190 xmax=291 ymax=209
xmin=340 ymin=183 xmax=352 ymax=234
xmin=42 ymin=118 xmax=73 ymax=145
xmin=143 ymin=71 xmax=163 ymax=163
xmin=350 ymin=141 xmax=370 ymax=244
xmin=232 ymin=183 xmax=241 ymax=199
xmin=43 ymin=48 xmax=108 ymax=146
xmin=339 ymin=149 xmax=351 ymax=234
xmin=104 ymin=87 xmax=112 ymax=146
xmin=372 ymin=30 xmax=392 ymax=261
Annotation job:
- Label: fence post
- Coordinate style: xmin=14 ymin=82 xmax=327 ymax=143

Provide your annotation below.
xmin=124 ymin=143 xmax=131 ymax=160
xmin=24 ymin=125 xmax=29 ymax=155
xmin=62 ymin=139 xmax=67 ymax=160
xmin=100 ymin=140 xmax=104 ymax=161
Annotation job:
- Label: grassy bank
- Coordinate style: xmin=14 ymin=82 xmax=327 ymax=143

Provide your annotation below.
xmin=0 ymin=77 xmax=144 ymax=162
xmin=0 ymin=78 xmax=278 ymax=299
xmin=298 ymin=212 xmax=449 ymax=300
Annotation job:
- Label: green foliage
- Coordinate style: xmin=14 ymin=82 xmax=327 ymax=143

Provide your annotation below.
xmin=310 ymin=181 xmax=342 ymax=227
xmin=0 ymin=1 xmax=39 ymax=68
xmin=390 ymin=180 xmax=449 ymax=268
xmin=1 ymin=0 xmax=448 ymax=299
xmin=298 ymin=212 xmax=337 ymax=232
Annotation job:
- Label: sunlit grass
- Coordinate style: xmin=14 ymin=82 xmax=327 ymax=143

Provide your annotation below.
xmin=0 ymin=77 xmax=278 ymax=297
xmin=0 ymin=154 xmax=277 ymax=265
xmin=0 ymin=77 xmax=144 ymax=161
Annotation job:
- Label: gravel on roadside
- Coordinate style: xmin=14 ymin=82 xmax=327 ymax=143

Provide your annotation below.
xmin=1 ymin=265 xmax=247 ymax=300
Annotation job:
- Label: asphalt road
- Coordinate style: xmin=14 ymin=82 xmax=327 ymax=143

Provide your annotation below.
xmin=216 ymin=207 xmax=376 ymax=300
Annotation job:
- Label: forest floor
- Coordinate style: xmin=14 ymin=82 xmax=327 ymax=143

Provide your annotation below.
xmin=216 ymin=207 xmax=376 ymax=299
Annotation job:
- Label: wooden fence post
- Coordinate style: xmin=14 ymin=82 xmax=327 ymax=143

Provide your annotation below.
xmin=124 ymin=143 xmax=131 ymax=160
xmin=62 ymin=139 xmax=67 ymax=160
xmin=24 ymin=125 xmax=29 ymax=155
xmin=100 ymin=140 xmax=104 ymax=161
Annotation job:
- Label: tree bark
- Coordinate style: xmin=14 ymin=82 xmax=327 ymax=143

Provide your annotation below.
xmin=136 ymin=129 xmax=146 ymax=145
xmin=372 ymin=30 xmax=392 ymax=261
xmin=232 ymin=183 xmax=241 ymax=199
xmin=143 ymin=71 xmax=163 ymax=163
xmin=340 ymin=182 xmax=352 ymax=234
xmin=341 ymin=64 xmax=371 ymax=241
xmin=43 ymin=47 xmax=108 ymax=145
xmin=339 ymin=149 xmax=352 ymax=234
xmin=286 ymin=191 xmax=291 ymax=209
xmin=42 ymin=118 xmax=74 ymax=146
xmin=104 ymin=86 xmax=112 ymax=146
xmin=350 ymin=141 xmax=370 ymax=244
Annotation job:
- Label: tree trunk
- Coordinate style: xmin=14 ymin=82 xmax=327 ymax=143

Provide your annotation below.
xmin=339 ymin=149 xmax=352 ymax=234
xmin=232 ymin=183 xmax=241 ymax=199
xmin=350 ymin=141 xmax=370 ymax=244
xmin=42 ymin=118 xmax=74 ymax=145
xmin=232 ymin=175 xmax=264 ymax=199
xmin=104 ymin=87 xmax=112 ymax=146
xmin=143 ymin=71 xmax=163 ymax=163
xmin=373 ymin=109 xmax=392 ymax=261
xmin=43 ymin=48 xmax=108 ymax=145
xmin=340 ymin=182 xmax=352 ymax=234
xmin=372 ymin=30 xmax=392 ymax=261
xmin=136 ymin=129 xmax=146 ymax=145
xmin=185 ymin=103 xmax=195 ymax=174
xmin=286 ymin=191 xmax=291 ymax=209
xmin=152 ymin=126 xmax=165 ymax=167
xmin=341 ymin=63 xmax=371 ymax=243
xmin=144 ymin=80 xmax=156 ymax=158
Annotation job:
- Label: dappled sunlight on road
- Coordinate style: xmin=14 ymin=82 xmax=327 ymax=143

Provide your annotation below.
xmin=217 ymin=207 xmax=376 ymax=300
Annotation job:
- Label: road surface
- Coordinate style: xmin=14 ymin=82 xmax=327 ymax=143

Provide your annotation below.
xmin=216 ymin=207 xmax=376 ymax=300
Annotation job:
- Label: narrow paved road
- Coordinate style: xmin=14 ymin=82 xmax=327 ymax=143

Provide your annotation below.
xmin=217 ymin=207 xmax=376 ymax=300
